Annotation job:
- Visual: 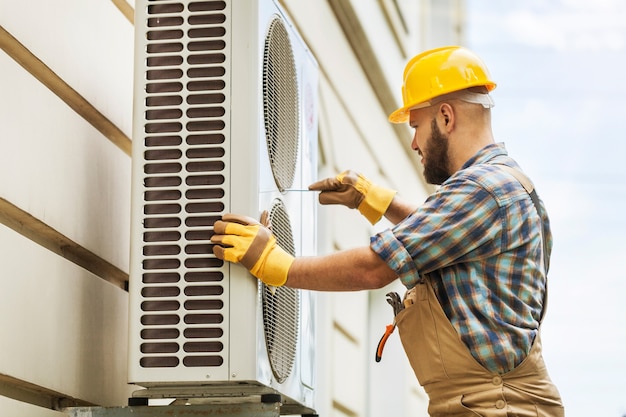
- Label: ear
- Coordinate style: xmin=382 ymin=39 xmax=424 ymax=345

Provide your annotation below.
xmin=437 ymin=103 xmax=455 ymax=133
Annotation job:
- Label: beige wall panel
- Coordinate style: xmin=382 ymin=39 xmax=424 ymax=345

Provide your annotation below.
xmin=318 ymin=72 xmax=423 ymax=207
xmin=311 ymin=293 xmax=334 ymax=417
xmin=331 ymin=407 xmax=354 ymax=417
xmin=318 ymin=79 xmax=378 ymax=171
xmin=283 ymin=2 xmax=424 ymax=202
xmin=322 ymin=67 xmax=414 ymax=197
xmin=0 ymin=396 xmax=65 ymax=417
xmin=0 ymin=224 xmax=134 ymax=406
xmin=329 ymin=207 xmax=371 ymax=250
xmin=407 ymin=380 xmax=429 ymax=416
xmin=0 ymin=53 xmax=131 ymax=272
xmin=331 ymin=291 xmax=368 ymax=341
xmin=331 ymin=330 xmax=366 ymax=416
xmin=348 ymin=0 xmax=411 ymax=83
xmin=0 ymin=0 xmax=134 ymax=136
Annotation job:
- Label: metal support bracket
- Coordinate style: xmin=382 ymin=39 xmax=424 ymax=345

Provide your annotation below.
xmin=64 ymin=401 xmax=282 ymax=417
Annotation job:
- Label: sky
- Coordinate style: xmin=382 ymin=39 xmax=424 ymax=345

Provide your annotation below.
xmin=465 ymin=1 xmax=626 ymax=415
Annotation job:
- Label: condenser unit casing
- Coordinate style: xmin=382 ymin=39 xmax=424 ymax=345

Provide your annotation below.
xmin=127 ymin=0 xmax=318 ymax=413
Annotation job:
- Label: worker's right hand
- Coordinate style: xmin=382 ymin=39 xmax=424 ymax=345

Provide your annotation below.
xmin=308 ymin=170 xmax=396 ymax=225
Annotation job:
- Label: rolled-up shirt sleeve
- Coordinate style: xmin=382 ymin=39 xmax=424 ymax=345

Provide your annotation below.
xmin=371 ymin=227 xmax=420 ymax=288
xmin=370 ymin=176 xmax=502 ymax=289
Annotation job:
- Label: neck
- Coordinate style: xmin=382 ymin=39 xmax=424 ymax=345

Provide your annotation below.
xmin=445 ymin=102 xmax=494 ymax=173
xmin=448 ymin=126 xmax=494 ymax=174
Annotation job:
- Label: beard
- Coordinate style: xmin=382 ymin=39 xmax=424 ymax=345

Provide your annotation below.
xmin=423 ymin=119 xmax=451 ymax=185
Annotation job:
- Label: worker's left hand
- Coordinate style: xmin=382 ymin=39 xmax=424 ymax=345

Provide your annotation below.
xmin=308 ymin=170 xmax=397 ymax=224
xmin=210 ymin=212 xmax=294 ymax=287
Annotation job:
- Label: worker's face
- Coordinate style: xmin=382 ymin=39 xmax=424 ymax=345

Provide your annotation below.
xmin=410 ymin=110 xmax=451 ymax=185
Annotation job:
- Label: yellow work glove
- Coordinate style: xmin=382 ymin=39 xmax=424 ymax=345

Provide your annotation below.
xmin=308 ymin=170 xmax=397 ymax=224
xmin=210 ymin=212 xmax=294 ymax=287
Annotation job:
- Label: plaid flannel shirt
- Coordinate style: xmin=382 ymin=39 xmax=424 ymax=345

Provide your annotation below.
xmin=371 ymin=143 xmax=552 ymax=374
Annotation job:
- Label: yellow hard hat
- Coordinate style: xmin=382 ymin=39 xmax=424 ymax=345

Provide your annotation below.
xmin=388 ymin=46 xmax=496 ymax=124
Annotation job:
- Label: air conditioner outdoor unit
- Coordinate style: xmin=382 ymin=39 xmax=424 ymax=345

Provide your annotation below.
xmin=127 ymin=0 xmax=318 ymax=414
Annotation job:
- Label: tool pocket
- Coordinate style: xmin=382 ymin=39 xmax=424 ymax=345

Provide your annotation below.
xmin=395 ymin=283 xmax=447 ymax=385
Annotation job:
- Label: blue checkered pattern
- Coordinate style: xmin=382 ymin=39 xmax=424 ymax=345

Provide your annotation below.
xmin=371 ymin=143 xmax=552 ymax=374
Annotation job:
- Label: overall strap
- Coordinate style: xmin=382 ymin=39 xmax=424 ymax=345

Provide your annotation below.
xmin=496 ymin=164 xmax=549 ymax=322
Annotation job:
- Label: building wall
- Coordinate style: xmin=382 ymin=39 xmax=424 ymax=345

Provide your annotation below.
xmin=0 ymin=0 xmax=135 ymax=412
xmin=0 ymin=0 xmax=464 ymax=416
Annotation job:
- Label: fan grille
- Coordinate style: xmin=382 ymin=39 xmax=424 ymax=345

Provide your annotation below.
xmin=262 ymin=199 xmax=299 ymax=383
xmin=263 ymin=17 xmax=300 ymax=192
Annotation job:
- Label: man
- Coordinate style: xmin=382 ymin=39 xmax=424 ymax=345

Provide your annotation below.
xmin=211 ymin=46 xmax=564 ymax=416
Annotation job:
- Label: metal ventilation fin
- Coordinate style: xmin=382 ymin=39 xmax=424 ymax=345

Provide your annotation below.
xmin=138 ymin=0 xmax=229 ymax=370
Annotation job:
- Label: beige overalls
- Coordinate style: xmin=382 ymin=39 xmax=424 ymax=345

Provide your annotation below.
xmin=396 ymin=278 xmax=564 ymax=416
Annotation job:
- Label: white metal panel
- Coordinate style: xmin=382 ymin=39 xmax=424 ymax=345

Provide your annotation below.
xmin=0 ymin=224 xmax=134 ymax=406
xmin=0 ymin=395 xmax=65 ymax=417
xmin=0 ymin=0 xmax=134 ymax=135
xmin=0 ymin=52 xmax=131 ymax=273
